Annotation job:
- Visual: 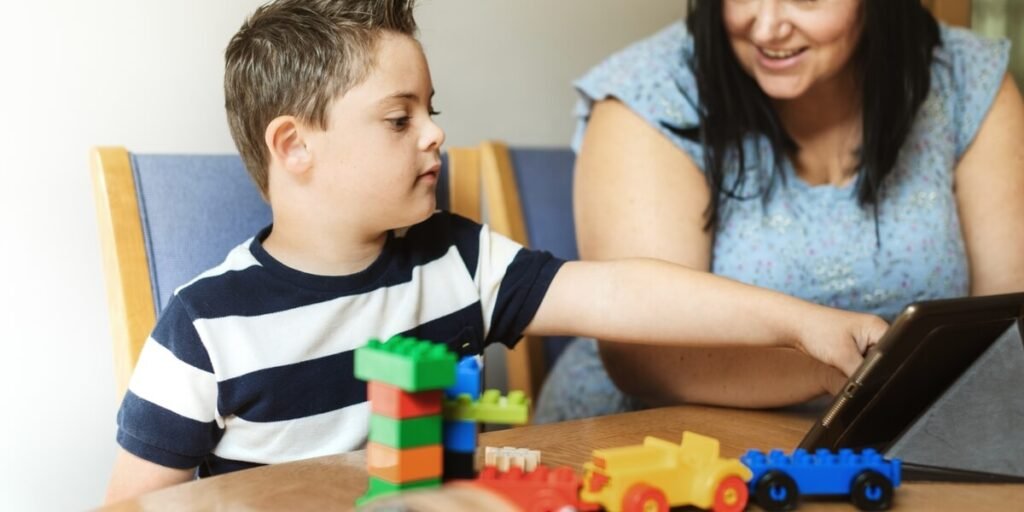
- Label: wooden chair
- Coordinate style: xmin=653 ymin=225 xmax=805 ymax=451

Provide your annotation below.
xmin=91 ymin=146 xmax=484 ymax=398
xmin=478 ymin=141 xmax=578 ymax=401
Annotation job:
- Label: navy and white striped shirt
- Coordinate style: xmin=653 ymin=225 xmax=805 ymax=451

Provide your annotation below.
xmin=116 ymin=212 xmax=564 ymax=476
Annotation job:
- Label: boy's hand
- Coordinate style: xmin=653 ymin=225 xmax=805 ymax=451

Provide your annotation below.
xmin=796 ymin=307 xmax=888 ymax=385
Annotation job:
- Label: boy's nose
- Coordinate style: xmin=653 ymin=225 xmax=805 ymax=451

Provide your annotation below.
xmin=422 ymin=117 xmax=446 ymax=151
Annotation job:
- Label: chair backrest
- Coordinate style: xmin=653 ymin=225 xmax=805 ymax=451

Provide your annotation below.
xmin=90 ymin=146 xmax=480 ymax=397
xmin=479 ymin=141 xmax=578 ymax=401
xmin=923 ymin=0 xmax=971 ymax=26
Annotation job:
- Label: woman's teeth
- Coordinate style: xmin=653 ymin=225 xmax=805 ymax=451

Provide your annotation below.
xmin=761 ymin=47 xmax=802 ymax=59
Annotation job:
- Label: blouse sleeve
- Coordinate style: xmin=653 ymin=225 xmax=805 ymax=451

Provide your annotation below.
xmin=571 ymin=21 xmax=706 ymax=170
xmin=934 ymin=25 xmax=1011 ymax=159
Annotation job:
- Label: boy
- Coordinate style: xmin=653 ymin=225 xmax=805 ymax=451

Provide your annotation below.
xmin=106 ymin=0 xmax=887 ymax=502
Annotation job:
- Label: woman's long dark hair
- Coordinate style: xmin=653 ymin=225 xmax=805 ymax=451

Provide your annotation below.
xmin=676 ymin=0 xmax=940 ymax=231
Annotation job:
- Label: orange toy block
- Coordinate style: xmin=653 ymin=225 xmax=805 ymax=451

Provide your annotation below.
xmin=367 ymin=442 xmax=443 ymax=483
xmin=368 ymin=381 xmax=443 ymax=419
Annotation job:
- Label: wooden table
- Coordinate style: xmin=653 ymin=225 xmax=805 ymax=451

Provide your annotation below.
xmin=99 ymin=405 xmax=1023 ymax=511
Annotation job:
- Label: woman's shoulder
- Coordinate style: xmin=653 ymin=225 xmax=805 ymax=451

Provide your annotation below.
xmin=571 ymin=20 xmax=703 ymax=158
xmin=932 ymin=22 xmax=1010 ymax=89
xmin=930 ymin=23 xmax=1011 ymax=157
xmin=935 ymin=23 xmax=1009 ymax=61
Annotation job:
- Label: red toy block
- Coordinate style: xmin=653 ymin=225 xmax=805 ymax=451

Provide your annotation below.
xmin=367 ymin=442 xmax=443 ymax=483
xmin=368 ymin=381 xmax=442 ymax=419
xmin=471 ymin=464 xmax=601 ymax=512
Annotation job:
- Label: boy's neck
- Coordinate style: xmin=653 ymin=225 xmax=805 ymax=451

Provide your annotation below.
xmin=261 ymin=217 xmax=388 ymax=277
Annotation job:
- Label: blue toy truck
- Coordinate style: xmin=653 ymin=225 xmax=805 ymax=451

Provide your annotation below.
xmin=741 ymin=448 xmax=901 ymax=511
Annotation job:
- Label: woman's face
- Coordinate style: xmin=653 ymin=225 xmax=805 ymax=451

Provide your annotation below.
xmin=723 ymin=0 xmax=863 ymax=100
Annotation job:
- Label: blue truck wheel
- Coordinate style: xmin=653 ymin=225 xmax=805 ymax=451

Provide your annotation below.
xmin=754 ymin=470 xmax=799 ymax=511
xmin=850 ymin=470 xmax=893 ymax=511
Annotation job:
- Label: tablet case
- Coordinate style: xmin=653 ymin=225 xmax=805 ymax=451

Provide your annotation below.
xmin=884 ymin=320 xmax=1024 ymax=482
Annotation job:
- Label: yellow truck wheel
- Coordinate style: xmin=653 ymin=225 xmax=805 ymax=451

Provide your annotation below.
xmin=712 ymin=475 xmax=749 ymax=512
xmin=622 ymin=483 xmax=669 ymax=512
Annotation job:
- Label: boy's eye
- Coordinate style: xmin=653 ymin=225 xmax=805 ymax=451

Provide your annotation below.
xmin=387 ymin=116 xmax=410 ymax=129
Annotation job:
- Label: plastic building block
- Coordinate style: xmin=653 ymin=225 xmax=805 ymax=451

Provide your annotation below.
xmin=367 ymin=442 xmax=443 ymax=483
xmin=368 ymin=381 xmax=442 ymax=419
xmin=484 ymin=446 xmax=542 ymax=472
xmin=471 ymin=464 xmax=600 ymax=512
xmin=370 ymin=414 xmax=441 ymax=448
xmin=580 ymin=431 xmax=752 ymax=512
xmin=445 ymin=356 xmax=482 ymax=399
xmin=742 ymin=447 xmax=901 ymax=511
xmin=357 ymin=476 xmax=441 ymax=506
xmin=442 ymin=394 xmax=477 ymax=421
xmin=354 ymin=336 xmax=456 ymax=391
xmin=443 ymin=450 xmax=476 ymax=481
xmin=473 ymin=389 xmax=529 ymax=424
xmin=443 ymin=389 xmax=530 ymax=424
xmin=442 ymin=419 xmax=477 ymax=453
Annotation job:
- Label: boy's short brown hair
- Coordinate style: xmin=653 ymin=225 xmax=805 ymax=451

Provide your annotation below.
xmin=225 ymin=0 xmax=417 ymax=195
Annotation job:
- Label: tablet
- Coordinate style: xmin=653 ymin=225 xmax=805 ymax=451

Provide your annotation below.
xmin=798 ymin=292 xmax=1024 ymax=481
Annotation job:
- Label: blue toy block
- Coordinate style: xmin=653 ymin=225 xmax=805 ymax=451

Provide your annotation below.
xmin=442 ymin=419 xmax=477 ymax=453
xmin=445 ymin=356 xmax=481 ymax=400
xmin=742 ymin=447 xmax=901 ymax=511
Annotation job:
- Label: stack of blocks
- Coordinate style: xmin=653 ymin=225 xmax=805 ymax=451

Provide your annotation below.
xmin=354 ymin=335 xmax=532 ymax=506
xmin=354 ymin=337 xmax=456 ymax=506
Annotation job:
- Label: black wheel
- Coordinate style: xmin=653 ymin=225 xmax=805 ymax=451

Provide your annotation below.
xmin=850 ymin=470 xmax=894 ymax=511
xmin=754 ymin=470 xmax=799 ymax=511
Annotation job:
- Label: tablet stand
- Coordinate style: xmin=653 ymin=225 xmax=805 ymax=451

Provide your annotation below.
xmin=886 ymin=320 xmax=1024 ymax=481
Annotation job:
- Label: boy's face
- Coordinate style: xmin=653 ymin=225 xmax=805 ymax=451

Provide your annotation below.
xmin=306 ymin=32 xmax=445 ymax=232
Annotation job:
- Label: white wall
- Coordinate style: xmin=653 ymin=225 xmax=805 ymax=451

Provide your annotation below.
xmin=0 ymin=1 xmax=683 ymax=510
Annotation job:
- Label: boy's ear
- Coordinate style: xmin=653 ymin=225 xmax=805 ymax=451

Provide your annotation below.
xmin=265 ymin=115 xmax=311 ymax=174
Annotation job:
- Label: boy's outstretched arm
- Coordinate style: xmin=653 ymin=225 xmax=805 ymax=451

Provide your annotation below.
xmin=105 ymin=448 xmax=194 ymax=504
xmin=525 ymin=259 xmax=888 ymax=377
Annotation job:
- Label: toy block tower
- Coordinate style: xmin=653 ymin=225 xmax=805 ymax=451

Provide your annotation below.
xmin=354 ymin=336 xmax=456 ymax=506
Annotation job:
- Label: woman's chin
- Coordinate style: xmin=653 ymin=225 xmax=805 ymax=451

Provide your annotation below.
xmin=755 ymin=77 xmax=810 ymax=101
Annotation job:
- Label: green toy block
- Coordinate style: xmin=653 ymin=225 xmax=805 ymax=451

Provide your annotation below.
xmin=473 ymin=389 xmax=529 ymax=424
xmin=356 ymin=476 xmax=441 ymax=506
xmin=370 ymin=414 xmax=442 ymax=448
xmin=441 ymin=389 xmax=530 ymax=424
xmin=354 ymin=336 xmax=457 ymax=391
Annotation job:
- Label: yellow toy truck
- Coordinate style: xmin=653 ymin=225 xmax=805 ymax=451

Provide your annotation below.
xmin=579 ymin=431 xmax=753 ymax=512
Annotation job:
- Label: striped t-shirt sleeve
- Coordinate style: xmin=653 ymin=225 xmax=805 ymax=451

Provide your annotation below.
xmin=471 ymin=221 xmax=566 ymax=348
xmin=116 ymin=295 xmax=222 ymax=469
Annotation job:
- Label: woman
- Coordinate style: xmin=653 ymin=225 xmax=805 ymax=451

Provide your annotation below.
xmin=535 ymin=0 xmax=1024 ymax=422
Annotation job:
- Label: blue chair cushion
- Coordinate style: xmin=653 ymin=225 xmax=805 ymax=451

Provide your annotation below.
xmin=131 ymin=152 xmax=453 ymax=314
xmin=508 ymin=148 xmax=578 ymax=261
xmin=506 ymin=147 xmax=578 ymax=365
xmin=131 ymin=154 xmax=272 ymax=314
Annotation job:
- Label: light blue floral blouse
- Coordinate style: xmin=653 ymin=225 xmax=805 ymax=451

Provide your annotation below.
xmin=535 ymin=22 xmax=1010 ymax=423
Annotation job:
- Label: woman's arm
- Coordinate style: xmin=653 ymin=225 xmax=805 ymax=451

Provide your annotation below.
xmin=573 ymin=99 xmax=843 ymax=407
xmin=956 ymin=74 xmax=1024 ymax=296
